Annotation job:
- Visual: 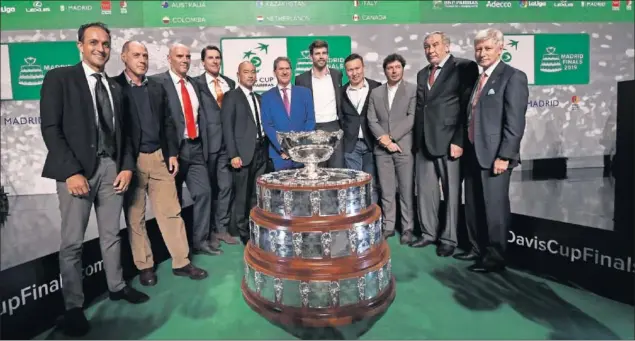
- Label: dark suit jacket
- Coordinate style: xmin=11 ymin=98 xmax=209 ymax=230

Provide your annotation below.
xmin=469 ymin=61 xmax=528 ymax=169
xmin=193 ymin=73 xmax=236 ymax=155
xmin=414 ymin=55 xmax=479 ymax=156
xmin=113 ymin=72 xmax=179 ymax=168
xmin=295 ymin=68 xmax=343 ymax=119
xmin=150 ymin=71 xmax=209 ymax=160
xmin=340 ymin=78 xmax=382 ymax=153
xmin=220 ymin=87 xmax=263 ymax=166
xmin=40 ymin=62 xmax=134 ymax=181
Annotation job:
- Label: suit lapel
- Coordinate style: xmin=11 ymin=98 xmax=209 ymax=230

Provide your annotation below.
xmin=478 ymin=62 xmax=505 ymax=103
xmin=428 ymin=56 xmax=456 ymax=96
xmin=73 ymin=64 xmax=96 ymax=126
xmin=198 ymin=73 xmax=222 ymax=111
xmin=161 ymin=71 xmax=185 ymax=125
xmin=239 ymin=89 xmax=257 ymax=126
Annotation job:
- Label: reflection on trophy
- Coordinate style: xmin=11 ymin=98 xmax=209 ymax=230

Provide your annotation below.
xmin=277 ymin=129 xmax=343 ymax=182
xmin=241 ymin=130 xmax=396 ymax=334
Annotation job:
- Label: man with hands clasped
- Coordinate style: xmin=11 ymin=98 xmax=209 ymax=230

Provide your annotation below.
xmin=367 ymin=53 xmax=417 ymax=246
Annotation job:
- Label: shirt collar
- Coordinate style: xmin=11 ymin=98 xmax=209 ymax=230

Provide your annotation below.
xmin=482 ymin=58 xmax=502 ymax=78
xmin=278 ymin=84 xmax=291 ymax=92
xmin=387 ymin=80 xmax=402 ymax=90
xmin=82 ymin=61 xmax=105 ymax=78
xmin=311 ymin=67 xmax=331 ymax=78
xmin=239 ymin=84 xmax=253 ymax=96
xmin=348 ymin=79 xmax=369 ymax=91
xmin=205 ymin=72 xmax=224 ymax=85
xmin=124 ymin=70 xmax=147 ymax=87
xmin=169 ymin=69 xmax=187 ymax=84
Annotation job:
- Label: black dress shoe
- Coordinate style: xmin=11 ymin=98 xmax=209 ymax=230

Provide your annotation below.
xmin=436 ymin=244 xmax=455 ymax=257
xmin=58 ymin=307 xmax=90 ymax=337
xmin=400 ymin=232 xmax=415 ymax=245
xmin=410 ymin=238 xmax=435 ymax=248
xmin=467 ymin=262 xmax=506 ymax=273
xmin=173 ymin=263 xmax=208 ymax=280
xmin=109 ymin=286 xmax=150 ymax=304
xmin=193 ymin=243 xmax=223 ymax=256
xmin=139 ymin=269 xmax=157 ymax=286
xmin=453 ymin=250 xmax=480 ymax=261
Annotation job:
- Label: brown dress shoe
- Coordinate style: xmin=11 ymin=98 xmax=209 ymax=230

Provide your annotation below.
xmin=217 ymin=232 xmax=239 ymax=245
xmin=173 ymin=264 xmax=208 ymax=280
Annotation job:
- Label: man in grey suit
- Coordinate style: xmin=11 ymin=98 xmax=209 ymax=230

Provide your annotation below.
xmin=411 ymin=32 xmax=480 ymax=256
xmin=151 ymin=44 xmax=219 ymax=256
xmin=460 ymin=28 xmax=528 ymax=273
xmin=195 ymin=45 xmax=239 ymax=248
xmin=367 ymin=54 xmax=417 ymax=245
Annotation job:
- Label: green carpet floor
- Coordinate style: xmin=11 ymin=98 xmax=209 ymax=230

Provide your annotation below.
xmin=40 ymin=238 xmax=634 ymax=340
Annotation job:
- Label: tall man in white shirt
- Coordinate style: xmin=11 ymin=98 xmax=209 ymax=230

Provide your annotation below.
xmin=195 ymin=45 xmax=239 ymax=247
xmin=295 ymin=40 xmax=344 ymax=168
xmin=152 ymin=44 xmax=218 ymax=256
xmin=340 ymin=53 xmax=382 ymax=202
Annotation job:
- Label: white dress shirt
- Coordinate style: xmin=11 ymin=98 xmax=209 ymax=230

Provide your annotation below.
xmin=239 ymin=84 xmax=263 ymax=136
xmin=169 ymin=69 xmax=200 ymax=139
xmin=387 ymin=80 xmax=401 ymax=111
xmin=311 ymin=69 xmax=338 ymax=123
xmin=205 ymin=72 xmax=231 ymax=101
xmin=346 ymin=79 xmax=369 ymax=138
xmin=82 ymin=61 xmax=115 ymax=130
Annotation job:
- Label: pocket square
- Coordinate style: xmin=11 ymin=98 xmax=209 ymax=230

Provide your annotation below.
xmin=487 ymin=89 xmax=495 ymax=95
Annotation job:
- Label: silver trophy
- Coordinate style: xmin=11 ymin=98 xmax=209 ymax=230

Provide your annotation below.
xmin=277 ymin=130 xmax=344 ymax=182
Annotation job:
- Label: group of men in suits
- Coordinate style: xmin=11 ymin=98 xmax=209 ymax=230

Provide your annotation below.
xmin=39 ymin=20 xmax=527 ymax=337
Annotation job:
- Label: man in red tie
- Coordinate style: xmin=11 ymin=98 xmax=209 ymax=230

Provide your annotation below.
xmin=151 ymin=44 xmax=220 ymax=257
xmin=461 ymin=28 xmax=529 ymax=273
xmin=260 ymin=56 xmax=316 ymax=170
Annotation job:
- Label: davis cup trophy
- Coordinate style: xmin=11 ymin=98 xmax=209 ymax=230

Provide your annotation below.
xmin=241 ymin=130 xmax=396 ymax=330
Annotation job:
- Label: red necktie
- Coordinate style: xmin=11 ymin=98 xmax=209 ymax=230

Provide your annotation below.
xmin=282 ymin=87 xmax=290 ymax=117
xmin=428 ymin=65 xmax=438 ymax=86
xmin=468 ymin=73 xmax=488 ymax=143
xmin=180 ymin=79 xmax=197 ymax=139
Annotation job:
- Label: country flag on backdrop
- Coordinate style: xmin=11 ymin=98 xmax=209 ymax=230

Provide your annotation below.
xmin=502 ymin=35 xmax=535 ymax=84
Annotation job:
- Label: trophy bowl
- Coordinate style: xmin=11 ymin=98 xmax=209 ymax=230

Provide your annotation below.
xmin=277 ymin=130 xmax=344 ymax=182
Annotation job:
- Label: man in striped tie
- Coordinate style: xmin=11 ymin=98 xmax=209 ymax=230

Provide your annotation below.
xmin=260 ymin=56 xmax=316 ymax=170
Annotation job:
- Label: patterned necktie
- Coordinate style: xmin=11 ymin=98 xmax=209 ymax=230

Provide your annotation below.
xmin=92 ymin=73 xmax=116 ymax=157
xmin=213 ymin=78 xmax=224 ymax=108
xmin=468 ymin=73 xmax=489 ymax=143
xmin=428 ymin=65 xmax=438 ymax=86
xmin=180 ymin=79 xmax=197 ymax=139
xmin=281 ymin=87 xmax=290 ymax=117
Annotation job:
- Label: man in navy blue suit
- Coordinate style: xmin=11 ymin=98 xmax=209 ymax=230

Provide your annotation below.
xmin=261 ymin=56 xmax=316 ymax=170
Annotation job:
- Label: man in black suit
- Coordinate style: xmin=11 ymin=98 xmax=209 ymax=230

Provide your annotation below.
xmin=39 ymin=22 xmax=148 ymax=337
xmin=340 ymin=53 xmax=381 ymax=203
xmin=411 ymin=32 xmax=479 ymax=257
xmin=461 ymin=28 xmax=528 ymax=273
xmin=115 ymin=40 xmax=207 ymax=286
xmin=295 ymin=39 xmax=344 ymax=168
xmin=151 ymin=44 xmax=219 ymax=256
xmin=220 ymin=61 xmax=267 ymax=244
xmin=195 ymin=45 xmax=238 ymax=247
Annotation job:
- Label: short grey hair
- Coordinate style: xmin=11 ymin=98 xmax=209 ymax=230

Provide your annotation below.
xmin=423 ymin=31 xmax=451 ymax=46
xmin=273 ymin=56 xmax=291 ymax=71
xmin=474 ymin=28 xmax=504 ymax=47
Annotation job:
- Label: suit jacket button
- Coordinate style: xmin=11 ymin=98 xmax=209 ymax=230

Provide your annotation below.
xmin=90 ymin=144 xmax=95 ymax=148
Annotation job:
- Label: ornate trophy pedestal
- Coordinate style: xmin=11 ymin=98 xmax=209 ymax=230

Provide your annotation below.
xmin=241 ymin=168 xmax=395 ymax=328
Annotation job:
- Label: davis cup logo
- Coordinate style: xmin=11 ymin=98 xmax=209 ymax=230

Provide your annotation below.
xmin=242 ymin=43 xmax=270 ymax=72
xmin=220 ymin=37 xmax=287 ymax=92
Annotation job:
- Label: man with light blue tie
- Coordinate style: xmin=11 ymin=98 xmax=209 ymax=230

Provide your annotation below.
xmin=261 ymin=56 xmax=316 ymax=170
